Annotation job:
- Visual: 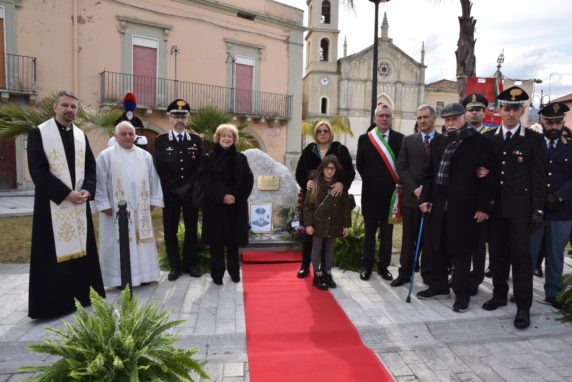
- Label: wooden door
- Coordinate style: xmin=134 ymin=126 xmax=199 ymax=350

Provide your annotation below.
xmin=235 ymin=63 xmax=253 ymax=114
xmin=0 ymin=18 xmax=6 ymax=89
xmin=133 ymin=44 xmax=157 ymax=106
xmin=0 ymin=137 xmax=16 ymax=189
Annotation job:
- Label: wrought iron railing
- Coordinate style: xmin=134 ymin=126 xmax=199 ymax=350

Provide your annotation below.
xmin=0 ymin=53 xmax=36 ymax=94
xmin=100 ymin=71 xmax=292 ymax=120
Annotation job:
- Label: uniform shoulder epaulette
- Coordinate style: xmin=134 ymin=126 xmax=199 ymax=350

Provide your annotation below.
xmin=480 ymin=127 xmax=490 ymax=134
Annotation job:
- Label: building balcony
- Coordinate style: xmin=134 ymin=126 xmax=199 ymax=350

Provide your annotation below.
xmin=0 ymin=53 xmax=37 ymax=98
xmin=99 ymin=71 xmax=292 ymax=120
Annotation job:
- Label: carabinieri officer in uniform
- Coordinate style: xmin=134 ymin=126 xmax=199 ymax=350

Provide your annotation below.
xmin=530 ymin=102 xmax=572 ymax=309
xmin=154 ymin=99 xmax=203 ymax=281
xmin=482 ymin=86 xmax=547 ymax=330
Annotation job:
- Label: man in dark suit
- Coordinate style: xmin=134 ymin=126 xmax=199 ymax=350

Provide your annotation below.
xmin=482 ymin=86 xmax=547 ymax=330
xmin=530 ymin=102 xmax=572 ymax=309
xmin=463 ymin=93 xmax=491 ymax=294
xmin=154 ymin=99 xmax=203 ymax=281
xmin=417 ymin=103 xmax=497 ymax=312
xmin=393 ymin=104 xmax=440 ymax=286
xmin=356 ymin=103 xmax=404 ymax=281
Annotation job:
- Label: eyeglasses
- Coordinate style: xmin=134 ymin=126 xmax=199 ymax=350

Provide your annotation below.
xmin=316 ymin=129 xmax=330 ymax=134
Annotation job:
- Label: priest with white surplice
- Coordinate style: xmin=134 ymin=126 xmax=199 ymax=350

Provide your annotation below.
xmin=95 ymin=121 xmax=164 ymax=288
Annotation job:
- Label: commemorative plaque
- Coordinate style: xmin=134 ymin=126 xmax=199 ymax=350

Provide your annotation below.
xmin=257 ymin=175 xmax=280 ymax=191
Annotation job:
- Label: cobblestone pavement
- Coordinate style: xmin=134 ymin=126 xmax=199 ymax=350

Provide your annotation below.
xmin=1 ymin=191 xmax=571 ymax=381
xmin=1 ymin=259 xmax=571 ymax=382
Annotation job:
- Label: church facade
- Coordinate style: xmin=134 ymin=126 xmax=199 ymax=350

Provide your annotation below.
xmin=303 ymin=0 xmax=427 ymax=155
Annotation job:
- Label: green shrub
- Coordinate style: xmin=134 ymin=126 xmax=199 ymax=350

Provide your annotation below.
xmin=334 ymin=210 xmax=366 ymax=271
xmin=158 ymin=221 xmax=211 ymax=274
xmin=20 ymin=287 xmax=209 ymax=381
xmin=557 ymin=274 xmax=572 ymax=324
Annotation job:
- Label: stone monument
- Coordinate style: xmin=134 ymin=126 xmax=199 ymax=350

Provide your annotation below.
xmin=243 ymin=149 xmax=300 ymax=232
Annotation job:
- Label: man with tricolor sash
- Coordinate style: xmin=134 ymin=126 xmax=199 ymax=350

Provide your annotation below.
xmin=356 ymin=103 xmax=404 ymax=281
xmin=27 ymin=91 xmax=105 ymax=319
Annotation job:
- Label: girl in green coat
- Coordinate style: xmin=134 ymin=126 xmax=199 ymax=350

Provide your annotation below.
xmin=303 ymin=155 xmax=352 ymax=290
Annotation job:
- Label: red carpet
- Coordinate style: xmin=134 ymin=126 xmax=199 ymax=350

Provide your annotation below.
xmin=242 ymin=250 xmax=302 ymax=263
xmin=242 ymin=252 xmax=393 ymax=382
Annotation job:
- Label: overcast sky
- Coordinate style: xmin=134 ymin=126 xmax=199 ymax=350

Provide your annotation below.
xmin=276 ymin=0 xmax=572 ymax=106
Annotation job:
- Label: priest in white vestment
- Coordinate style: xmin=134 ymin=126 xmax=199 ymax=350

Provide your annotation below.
xmin=95 ymin=121 xmax=164 ymax=288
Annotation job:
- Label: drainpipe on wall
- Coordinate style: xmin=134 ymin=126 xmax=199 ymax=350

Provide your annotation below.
xmin=73 ymin=0 xmax=79 ymax=94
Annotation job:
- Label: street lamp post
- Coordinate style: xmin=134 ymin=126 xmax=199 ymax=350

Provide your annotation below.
xmin=170 ymin=45 xmax=181 ymax=98
xmin=369 ymin=0 xmax=390 ymax=124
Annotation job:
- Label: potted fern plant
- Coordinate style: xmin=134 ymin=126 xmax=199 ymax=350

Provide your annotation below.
xmin=20 ymin=287 xmax=209 ymax=381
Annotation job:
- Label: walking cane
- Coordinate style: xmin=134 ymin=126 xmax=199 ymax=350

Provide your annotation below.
xmin=406 ymin=215 xmax=425 ymax=303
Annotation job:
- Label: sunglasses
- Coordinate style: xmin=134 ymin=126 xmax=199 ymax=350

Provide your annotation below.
xmin=316 ymin=129 xmax=330 ymax=134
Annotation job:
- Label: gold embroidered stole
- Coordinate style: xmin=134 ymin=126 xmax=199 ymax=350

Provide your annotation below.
xmin=39 ymin=119 xmax=87 ymax=262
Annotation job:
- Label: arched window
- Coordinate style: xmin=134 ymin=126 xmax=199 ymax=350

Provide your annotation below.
xmin=321 ymin=0 xmax=331 ymax=24
xmin=320 ymin=38 xmax=329 ymax=62
xmin=321 ymin=97 xmax=328 ymax=114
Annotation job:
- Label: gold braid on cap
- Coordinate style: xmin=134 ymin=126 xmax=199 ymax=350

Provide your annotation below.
xmin=509 ymin=88 xmax=523 ymax=101
xmin=176 ymin=100 xmax=186 ymax=110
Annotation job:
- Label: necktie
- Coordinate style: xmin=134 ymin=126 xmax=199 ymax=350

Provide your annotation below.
xmin=504 ymin=131 xmax=512 ymax=144
xmin=423 ymin=134 xmax=430 ymax=156
xmin=549 ymin=139 xmax=556 ymax=157
xmin=177 ymin=133 xmax=183 ymax=143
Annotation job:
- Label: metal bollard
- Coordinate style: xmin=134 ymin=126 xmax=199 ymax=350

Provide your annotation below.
xmin=117 ymin=200 xmax=132 ymax=296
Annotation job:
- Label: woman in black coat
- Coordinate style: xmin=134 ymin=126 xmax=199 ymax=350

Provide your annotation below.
xmin=197 ymin=124 xmax=254 ymax=285
xmin=295 ymin=120 xmax=355 ymax=277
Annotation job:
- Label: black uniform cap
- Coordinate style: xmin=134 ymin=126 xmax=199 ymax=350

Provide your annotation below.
xmin=167 ymin=99 xmax=191 ymax=115
xmin=538 ymin=102 xmax=570 ymax=119
xmin=462 ymin=93 xmax=489 ymax=109
xmin=496 ymin=86 xmax=529 ymax=107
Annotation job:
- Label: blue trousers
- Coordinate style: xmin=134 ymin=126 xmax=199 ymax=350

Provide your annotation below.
xmin=530 ymin=220 xmax=572 ymax=298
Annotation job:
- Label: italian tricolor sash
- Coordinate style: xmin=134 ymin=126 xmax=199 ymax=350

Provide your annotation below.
xmin=367 ymin=127 xmax=401 ymax=224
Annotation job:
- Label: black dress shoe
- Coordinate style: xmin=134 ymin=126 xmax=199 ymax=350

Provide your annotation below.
xmin=482 ymin=297 xmax=507 ymax=311
xmin=469 ymin=287 xmax=479 ymax=296
xmin=514 ymin=308 xmax=530 ymax=330
xmin=453 ymin=296 xmax=469 ymax=313
xmin=390 ymin=276 xmax=409 ymax=287
xmin=359 ymin=269 xmax=372 ymax=281
xmin=484 ymin=267 xmax=492 ymax=278
xmin=184 ymin=267 xmax=202 ymax=278
xmin=323 ymin=273 xmax=337 ymax=288
xmin=297 ymin=266 xmax=310 ymax=278
xmin=510 ymin=296 xmax=516 ymax=303
xmin=231 ymin=275 xmax=241 ymax=283
xmin=545 ymin=296 xmax=565 ymax=309
xmin=534 ymin=266 xmax=544 ymax=277
xmin=213 ymin=278 xmax=223 ymax=285
xmin=378 ymin=268 xmax=393 ymax=281
xmin=168 ymin=271 xmax=179 ymax=281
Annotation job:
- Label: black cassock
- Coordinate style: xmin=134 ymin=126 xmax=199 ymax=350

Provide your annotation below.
xmin=27 ymin=121 xmax=105 ymax=319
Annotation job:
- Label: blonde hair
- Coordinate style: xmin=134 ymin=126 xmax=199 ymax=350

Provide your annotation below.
xmin=313 ymin=120 xmax=334 ymax=143
xmin=214 ymin=123 xmax=239 ymax=144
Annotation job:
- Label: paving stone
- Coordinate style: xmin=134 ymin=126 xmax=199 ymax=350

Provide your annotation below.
xmin=223 ymin=362 xmax=244 ymax=377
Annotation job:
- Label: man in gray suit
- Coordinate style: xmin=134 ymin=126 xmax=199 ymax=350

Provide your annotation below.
xmin=393 ymin=105 xmax=442 ymax=286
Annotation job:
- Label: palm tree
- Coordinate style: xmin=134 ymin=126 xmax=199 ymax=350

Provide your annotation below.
xmin=301 ymin=114 xmax=354 ymax=137
xmin=0 ymin=91 xmax=121 ymax=138
xmin=186 ymin=105 xmax=260 ymax=152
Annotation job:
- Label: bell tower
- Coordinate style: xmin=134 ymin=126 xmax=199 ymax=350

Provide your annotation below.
xmin=303 ymin=0 xmax=340 ymax=120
